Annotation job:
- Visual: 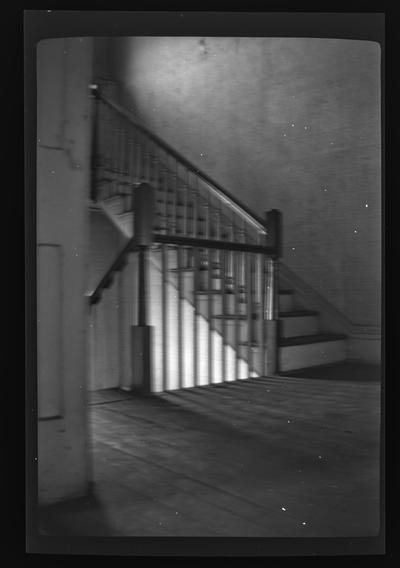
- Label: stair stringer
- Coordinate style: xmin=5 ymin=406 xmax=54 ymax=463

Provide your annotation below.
xmin=99 ymin=199 xmax=133 ymax=238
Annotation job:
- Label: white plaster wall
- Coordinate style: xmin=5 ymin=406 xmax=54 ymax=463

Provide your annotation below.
xmin=106 ymin=37 xmax=381 ymax=334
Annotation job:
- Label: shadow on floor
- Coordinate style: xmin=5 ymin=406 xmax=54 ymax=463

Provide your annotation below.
xmin=37 ymin=491 xmax=117 ymax=536
xmin=280 ymin=362 xmax=381 ymax=382
xmin=37 ymin=373 xmax=381 ymax=540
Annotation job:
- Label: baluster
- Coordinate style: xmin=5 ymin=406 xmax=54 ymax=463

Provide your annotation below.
xmin=207 ymin=245 xmax=213 ymax=384
xmin=205 ymin=193 xmax=211 ymax=239
xmin=226 ymin=213 xmax=235 ymax=295
xmin=193 ymin=247 xmax=199 ymax=386
xmin=230 ymin=214 xmax=239 ymax=379
xmin=109 ymin=109 xmax=117 ymax=199
xmin=126 ymin=127 xmax=134 ymax=213
xmin=257 ymin=239 xmax=266 ymax=377
xmin=198 ymin=195 xmax=210 ymax=284
xmin=96 ymin=100 xmax=105 ymax=201
xmin=254 ymin=243 xmax=261 ymax=308
xmin=111 ymin=116 xmax=119 ymax=200
xmin=238 ymin=221 xmax=246 ymax=313
xmin=274 ymin=258 xmax=280 ymax=321
xmin=137 ymin=247 xmax=147 ymax=328
xmin=221 ymin=247 xmax=227 ymax=382
xmin=90 ymin=92 xmax=100 ymax=203
xmin=106 ymin=113 xmax=112 ymax=200
xmin=100 ymin=103 xmax=109 ymax=201
xmin=181 ymin=168 xmax=190 ymax=266
xmin=151 ymin=151 xmax=160 ymax=235
xmin=184 ymin=173 xmax=198 ymax=270
xmin=245 ymin=246 xmax=253 ymax=377
xmin=130 ymin=125 xmax=137 ymax=210
xmin=177 ymin=245 xmax=183 ymax=389
xmin=141 ymin=136 xmax=148 ymax=183
xmin=213 ymin=200 xmax=221 ymax=278
xmin=116 ymin=120 xmax=125 ymax=208
xmin=152 ymin=151 xmax=159 ymax=192
xmin=233 ymin=247 xmax=239 ymax=381
xmin=161 ymin=243 xmax=168 ymax=391
xmin=171 ymin=161 xmax=178 ymax=234
xmin=191 ymin=175 xmax=199 ymax=238
xmin=162 ymin=159 xmax=169 ymax=235
xmin=183 ymin=167 xmax=189 ymax=237
xmin=205 ymin=196 xmax=213 ymax=274
xmin=119 ymin=116 xmax=127 ymax=178
xmin=135 ymin=129 xmax=142 ymax=185
xmin=144 ymin=138 xmax=151 ymax=183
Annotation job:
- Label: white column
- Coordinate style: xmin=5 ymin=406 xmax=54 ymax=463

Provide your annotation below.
xmin=36 ymin=37 xmax=93 ymax=504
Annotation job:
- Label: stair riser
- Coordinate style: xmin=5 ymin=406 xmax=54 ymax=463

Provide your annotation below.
xmin=279 ymin=315 xmax=319 ymax=339
xmin=279 ymin=340 xmax=347 ymax=372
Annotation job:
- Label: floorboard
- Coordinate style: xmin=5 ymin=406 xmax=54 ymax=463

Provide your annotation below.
xmin=39 ymin=370 xmax=382 ymax=538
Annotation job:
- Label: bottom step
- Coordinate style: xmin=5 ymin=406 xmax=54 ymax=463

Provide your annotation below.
xmin=279 ymin=334 xmax=347 ymax=372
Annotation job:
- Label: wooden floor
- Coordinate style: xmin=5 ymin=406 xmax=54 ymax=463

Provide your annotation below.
xmin=39 ymin=371 xmax=382 ymax=538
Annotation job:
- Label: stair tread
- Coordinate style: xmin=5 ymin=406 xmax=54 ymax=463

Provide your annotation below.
xmin=213 ymin=311 xmax=250 ymax=319
xmin=195 ymin=289 xmax=231 ymax=295
xmin=182 ymin=308 xmax=318 ymax=320
xmin=103 ymin=192 xmax=131 ymax=199
xmin=238 ymin=333 xmax=346 ymax=348
xmin=279 ymin=333 xmax=347 ymax=347
xmin=279 ymin=309 xmax=318 ymax=318
xmin=213 ymin=309 xmax=318 ymax=319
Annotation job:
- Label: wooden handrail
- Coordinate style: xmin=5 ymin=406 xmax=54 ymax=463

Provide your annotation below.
xmin=91 ymin=86 xmax=267 ymax=234
xmin=87 ymin=230 xmax=277 ymax=307
xmin=153 ymin=233 xmax=276 ymax=256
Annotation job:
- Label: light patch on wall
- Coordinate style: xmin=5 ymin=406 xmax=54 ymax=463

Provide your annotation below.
xmin=115 ymin=36 xmax=381 ymax=329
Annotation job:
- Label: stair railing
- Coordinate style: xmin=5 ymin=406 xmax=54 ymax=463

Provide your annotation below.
xmin=90 ymin=85 xmax=267 ymax=246
xmin=132 ymin=185 xmax=281 ymax=391
xmin=89 ymin=85 xmax=283 ymax=391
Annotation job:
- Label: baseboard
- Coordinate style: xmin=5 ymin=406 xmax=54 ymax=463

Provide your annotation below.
xmin=348 ymin=333 xmax=382 ymax=364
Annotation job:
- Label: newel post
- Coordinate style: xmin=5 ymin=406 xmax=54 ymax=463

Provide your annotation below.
xmin=264 ymin=209 xmax=282 ymax=376
xmin=131 ymin=183 xmax=155 ymax=394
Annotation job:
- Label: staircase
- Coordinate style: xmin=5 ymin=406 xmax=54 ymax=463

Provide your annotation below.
xmin=88 ymin=86 xmax=347 ymax=393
